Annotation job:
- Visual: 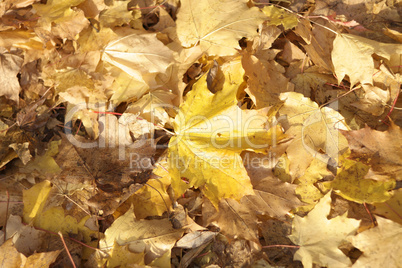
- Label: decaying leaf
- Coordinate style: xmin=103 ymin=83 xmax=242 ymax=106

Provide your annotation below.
xmin=288 ymin=192 xmax=361 ymax=268
xmin=340 ymin=122 xmax=402 ymax=179
xmin=324 ymin=155 xmax=395 ymax=204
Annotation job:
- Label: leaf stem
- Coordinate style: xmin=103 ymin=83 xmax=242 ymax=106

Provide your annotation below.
xmin=58 ymin=231 xmax=77 ymax=268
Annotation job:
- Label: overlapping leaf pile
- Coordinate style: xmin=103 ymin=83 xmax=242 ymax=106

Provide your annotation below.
xmin=0 ymin=0 xmax=401 ymax=267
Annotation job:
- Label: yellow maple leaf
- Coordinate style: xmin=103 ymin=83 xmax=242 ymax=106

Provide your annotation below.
xmin=289 ymin=191 xmax=361 ymax=268
xmin=278 ymin=92 xmax=349 ymax=180
xmin=262 ymin=6 xmax=298 ymax=30
xmin=102 ymin=32 xmax=174 ymax=85
xmin=168 ymin=60 xmax=287 ymax=207
xmin=323 ymin=153 xmax=396 ymax=204
xmin=349 ymin=216 xmax=402 ymax=268
xmin=176 ymin=0 xmax=266 ymax=56
xmin=332 ymin=33 xmax=402 ymax=87
xmin=98 ymin=206 xmax=183 ymax=267
xmin=33 ymin=0 xmax=89 ymax=39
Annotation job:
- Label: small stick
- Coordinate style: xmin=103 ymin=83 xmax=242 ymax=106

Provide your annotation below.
xmin=262 ymin=245 xmax=300 ymax=249
xmin=3 ymin=190 xmax=10 ymax=243
xmin=363 ymin=202 xmax=375 ymax=227
xmin=58 ymin=231 xmax=77 ymax=268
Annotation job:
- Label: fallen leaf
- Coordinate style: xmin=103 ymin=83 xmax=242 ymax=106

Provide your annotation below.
xmin=242 ymin=52 xmax=294 ymax=108
xmin=176 ymin=0 xmax=266 ymax=56
xmin=332 ymin=33 xmax=402 ymax=87
xmin=168 ymin=60 xmax=287 ymax=207
xmin=349 ymin=216 xmax=402 ymax=268
xmin=0 ymin=239 xmax=27 ymax=267
xmin=323 ymin=155 xmax=395 ymax=204
xmin=288 ymin=192 xmax=361 ymax=268
xmin=262 ymin=6 xmax=298 ymax=30
xmin=278 ymin=92 xmax=349 ymax=180
xmin=340 ymin=122 xmax=402 ymax=179
xmin=374 ymin=189 xmax=402 ymax=225
xmin=102 ymin=32 xmax=174 ymax=85
xmin=33 ymin=0 xmax=89 ymax=39
xmin=97 ymin=206 xmax=183 ymax=266
xmin=0 ymin=50 xmax=23 ymax=104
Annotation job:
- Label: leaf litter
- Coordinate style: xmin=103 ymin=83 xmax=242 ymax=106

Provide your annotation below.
xmin=0 ymin=0 xmax=401 ymax=267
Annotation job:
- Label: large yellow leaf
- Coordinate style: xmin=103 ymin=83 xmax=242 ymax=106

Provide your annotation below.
xmin=332 ymin=33 xmax=402 ymax=87
xmin=289 ymin=192 xmax=361 ymax=268
xmin=168 ymin=60 xmax=286 ymax=207
xmin=176 ymin=0 xmax=266 ymax=56
xmin=102 ymin=33 xmax=174 ymax=84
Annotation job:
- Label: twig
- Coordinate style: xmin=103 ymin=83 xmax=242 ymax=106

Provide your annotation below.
xmin=58 ymin=231 xmax=77 ymax=268
xmin=3 ymin=190 xmax=10 ymax=243
xmin=262 ymin=244 xmax=300 ymax=249
xmin=363 ymin=202 xmax=376 ymax=227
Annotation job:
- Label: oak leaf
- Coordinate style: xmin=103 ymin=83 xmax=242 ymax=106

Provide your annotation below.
xmin=288 ymin=192 xmax=361 ymax=268
xmin=168 ymin=60 xmax=286 ymax=207
xmin=176 ymin=0 xmax=266 ymax=56
xmin=349 ymin=216 xmax=402 ymax=268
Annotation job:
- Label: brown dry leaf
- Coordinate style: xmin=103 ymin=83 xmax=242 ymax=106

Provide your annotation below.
xmin=71 ymin=133 xmax=157 ymax=215
xmin=207 ymin=198 xmax=260 ymax=243
xmin=176 ymin=0 xmax=266 ymax=56
xmin=242 ymin=52 xmax=294 ymax=108
xmin=294 ymin=19 xmax=335 ymax=72
xmin=349 ymin=216 xmax=402 ymax=268
xmin=0 ymin=49 xmax=23 ymax=104
xmin=340 ymin=123 xmax=402 ymax=179
xmin=350 ymin=84 xmax=390 ymax=116
xmin=157 ymin=45 xmax=203 ymax=105
xmin=244 ymin=177 xmax=304 ymax=220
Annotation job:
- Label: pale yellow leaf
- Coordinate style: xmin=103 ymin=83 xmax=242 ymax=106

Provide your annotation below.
xmin=102 ymin=33 xmax=174 ymax=84
xmin=289 ymin=192 xmax=361 ymax=268
xmin=332 ymin=33 xmax=402 ymax=87
xmin=349 ymin=217 xmax=402 ymax=268
xmin=176 ymin=0 xmax=266 ymax=56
